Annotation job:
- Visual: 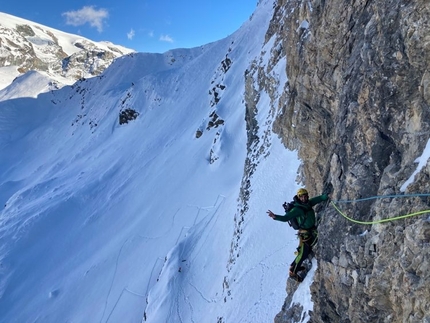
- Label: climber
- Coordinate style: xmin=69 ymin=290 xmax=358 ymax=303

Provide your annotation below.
xmin=267 ymin=188 xmax=329 ymax=282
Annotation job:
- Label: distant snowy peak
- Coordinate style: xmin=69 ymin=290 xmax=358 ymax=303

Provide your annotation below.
xmin=0 ymin=12 xmax=135 ymax=88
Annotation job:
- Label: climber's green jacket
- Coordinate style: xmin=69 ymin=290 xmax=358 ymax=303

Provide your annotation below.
xmin=273 ymin=194 xmax=328 ymax=229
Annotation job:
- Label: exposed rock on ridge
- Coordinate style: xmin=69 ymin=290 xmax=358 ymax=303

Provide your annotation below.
xmin=0 ymin=12 xmax=134 ymax=87
xmin=267 ymin=0 xmax=430 ymax=322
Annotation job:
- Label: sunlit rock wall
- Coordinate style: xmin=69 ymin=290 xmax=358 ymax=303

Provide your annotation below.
xmin=266 ymin=0 xmax=430 ymax=322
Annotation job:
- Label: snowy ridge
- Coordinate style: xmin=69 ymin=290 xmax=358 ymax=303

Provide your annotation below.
xmin=0 ymin=12 xmax=115 ymax=55
xmin=0 ymin=1 xmax=313 ymax=322
xmin=0 ymin=11 xmax=134 ymax=92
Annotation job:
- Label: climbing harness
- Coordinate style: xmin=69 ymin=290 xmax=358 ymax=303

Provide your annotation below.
xmin=330 ymin=193 xmax=430 ymax=225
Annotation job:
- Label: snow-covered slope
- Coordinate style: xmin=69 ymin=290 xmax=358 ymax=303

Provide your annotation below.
xmin=0 ymin=70 xmax=61 ymax=101
xmin=0 ymin=11 xmax=134 ymax=92
xmin=0 ymin=1 xmax=310 ymax=322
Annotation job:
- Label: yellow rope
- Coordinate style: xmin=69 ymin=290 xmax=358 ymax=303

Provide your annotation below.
xmin=330 ymin=201 xmax=430 ymax=225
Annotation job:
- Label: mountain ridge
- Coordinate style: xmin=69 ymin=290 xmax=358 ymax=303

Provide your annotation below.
xmin=0 ymin=11 xmax=134 ymax=92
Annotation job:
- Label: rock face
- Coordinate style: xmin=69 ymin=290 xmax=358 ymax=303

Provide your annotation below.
xmin=267 ymin=0 xmax=430 ymax=322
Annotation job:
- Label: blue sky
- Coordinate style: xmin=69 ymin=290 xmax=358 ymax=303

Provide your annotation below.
xmin=1 ymin=1 xmax=257 ymax=53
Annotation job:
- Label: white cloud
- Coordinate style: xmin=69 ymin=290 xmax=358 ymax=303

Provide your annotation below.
xmin=159 ymin=34 xmax=174 ymax=43
xmin=127 ymin=29 xmax=135 ymax=40
xmin=148 ymin=30 xmax=154 ymax=38
xmin=62 ymin=6 xmax=109 ymax=33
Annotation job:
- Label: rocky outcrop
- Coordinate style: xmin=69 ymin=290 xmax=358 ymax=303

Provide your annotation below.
xmin=269 ymin=0 xmax=430 ymax=322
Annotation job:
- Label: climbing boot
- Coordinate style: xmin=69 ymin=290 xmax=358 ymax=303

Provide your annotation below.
xmin=289 ymin=265 xmax=305 ymax=273
xmin=289 ymin=266 xmax=306 ymax=282
xmin=289 ymin=270 xmax=306 ymax=282
xmin=296 ymin=270 xmax=306 ymax=282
